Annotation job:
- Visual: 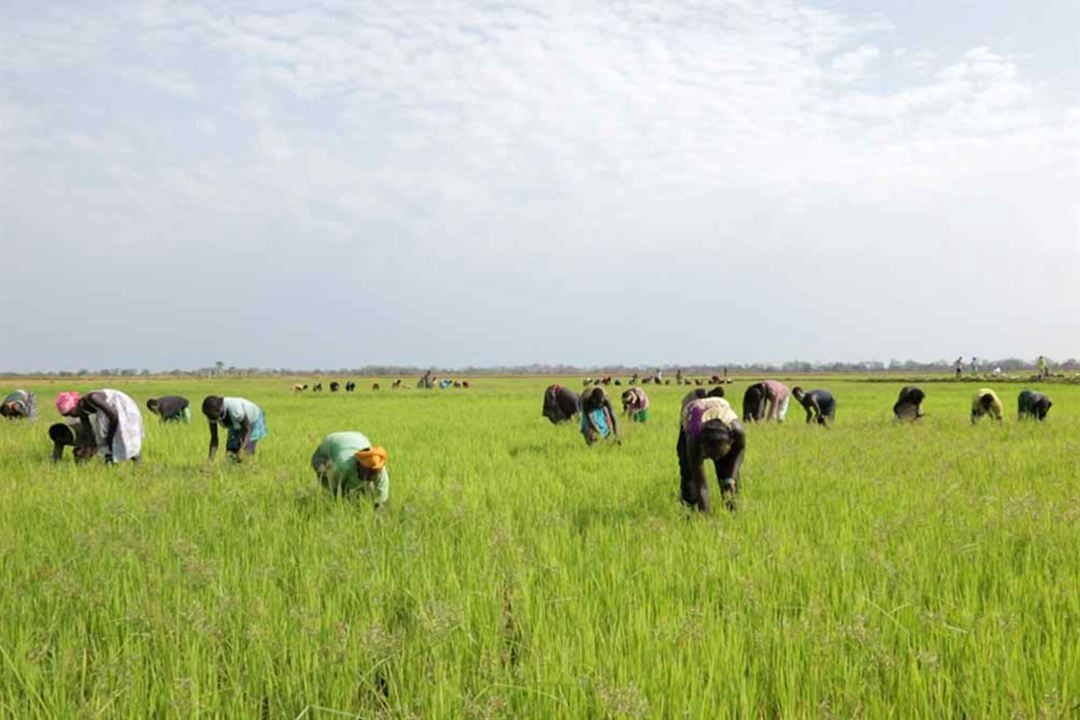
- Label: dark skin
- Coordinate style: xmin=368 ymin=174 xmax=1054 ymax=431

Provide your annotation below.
xmin=203 ymin=397 xmax=254 ymax=461
xmin=893 ymin=386 xmax=925 ymax=421
xmin=580 ymin=388 xmax=619 ymax=445
xmin=60 ymin=392 xmax=123 ymax=463
xmin=680 ymin=419 xmax=746 ymax=513
xmin=50 ymin=423 xmax=98 ymax=463
xmin=792 ymin=387 xmax=831 ymax=426
xmin=1 ymin=401 xmax=26 ymax=419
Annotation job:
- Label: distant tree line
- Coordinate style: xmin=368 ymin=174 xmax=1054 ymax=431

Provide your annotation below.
xmin=3 ymin=357 xmax=1077 ymax=378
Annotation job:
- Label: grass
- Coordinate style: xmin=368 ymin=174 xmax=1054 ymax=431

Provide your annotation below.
xmin=0 ymin=377 xmax=1077 ymax=718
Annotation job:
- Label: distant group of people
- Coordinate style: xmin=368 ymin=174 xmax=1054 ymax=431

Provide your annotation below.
xmin=955 ymin=355 xmax=1052 ymax=379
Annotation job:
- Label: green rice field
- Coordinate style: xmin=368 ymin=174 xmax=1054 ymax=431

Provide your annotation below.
xmin=0 ymin=377 xmax=1077 ymax=718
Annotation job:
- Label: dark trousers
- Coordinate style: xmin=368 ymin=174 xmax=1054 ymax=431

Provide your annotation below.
xmin=677 ymin=429 xmax=694 ymax=504
xmin=677 ymin=428 xmax=738 ymax=509
xmin=226 ymin=428 xmax=257 ymax=454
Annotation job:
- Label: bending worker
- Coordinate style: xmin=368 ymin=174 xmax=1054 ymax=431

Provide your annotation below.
xmin=742 ymin=383 xmax=766 ymax=422
xmin=202 ymin=395 xmax=268 ymax=460
xmin=1017 ymin=390 xmax=1052 ymax=421
xmin=677 ymin=393 xmax=745 ymax=513
xmin=56 ymin=390 xmax=143 ymax=463
xmin=49 ymin=421 xmax=97 ymax=462
xmin=146 ymin=395 xmax=191 ymax=423
xmin=311 ymin=431 xmax=389 ymax=510
xmin=792 ymin=387 xmax=836 ymax=426
xmin=971 ymin=388 xmax=1004 ymax=423
xmin=621 ymin=386 xmax=650 ymax=422
xmin=743 ymin=381 xmax=790 ymax=422
xmin=542 ymin=384 xmax=580 ymax=424
xmin=1 ymin=389 xmax=36 ymax=420
xmin=893 ymin=386 xmax=926 ymax=421
xmin=580 ymin=386 xmax=619 ymax=446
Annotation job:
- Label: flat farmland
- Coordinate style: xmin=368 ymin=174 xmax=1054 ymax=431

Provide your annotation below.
xmin=0 ymin=378 xmax=1077 ymax=718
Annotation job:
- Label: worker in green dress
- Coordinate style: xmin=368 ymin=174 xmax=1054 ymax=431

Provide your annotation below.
xmin=310 ymin=431 xmax=390 ymax=510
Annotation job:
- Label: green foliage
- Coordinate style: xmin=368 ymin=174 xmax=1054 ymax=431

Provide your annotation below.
xmin=0 ymin=379 xmax=1077 ymax=717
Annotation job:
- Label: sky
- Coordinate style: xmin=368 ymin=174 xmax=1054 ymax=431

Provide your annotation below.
xmin=1 ymin=0 xmax=1077 ymax=372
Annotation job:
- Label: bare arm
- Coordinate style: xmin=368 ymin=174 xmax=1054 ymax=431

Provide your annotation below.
xmin=208 ymin=421 xmax=219 ymax=460
xmin=714 ymin=422 xmax=746 ymax=491
xmin=237 ymin=417 xmax=253 ymax=455
xmin=604 ymin=399 xmax=619 ymax=440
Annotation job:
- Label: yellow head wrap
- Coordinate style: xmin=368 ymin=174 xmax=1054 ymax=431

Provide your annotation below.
xmin=355 ymin=446 xmax=388 ymax=471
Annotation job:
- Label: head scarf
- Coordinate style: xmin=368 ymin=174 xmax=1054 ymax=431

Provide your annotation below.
xmin=56 ymin=392 xmax=81 ymax=416
xmin=355 ymin=446 xmax=388 ymax=471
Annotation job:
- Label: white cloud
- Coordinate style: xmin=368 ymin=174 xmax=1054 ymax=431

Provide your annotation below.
xmin=832 ymin=44 xmax=881 ymax=83
xmin=894 ymin=47 xmax=937 ymax=73
xmin=119 ymin=66 xmax=199 ymax=99
xmin=1 ymin=1 xmax=1077 ymax=368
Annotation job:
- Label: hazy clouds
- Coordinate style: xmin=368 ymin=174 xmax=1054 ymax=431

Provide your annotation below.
xmin=1 ymin=1 xmax=1077 ymax=371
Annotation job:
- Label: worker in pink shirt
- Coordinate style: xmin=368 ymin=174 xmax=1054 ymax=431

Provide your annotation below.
xmin=761 ymin=380 xmax=791 ymax=422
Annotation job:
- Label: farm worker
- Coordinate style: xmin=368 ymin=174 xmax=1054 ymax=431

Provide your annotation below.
xmin=1017 ymin=390 xmax=1052 ymax=421
xmin=970 ymin=388 xmax=1004 ymax=423
xmin=745 ymin=381 xmax=794 ymax=423
xmin=55 ymin=390 xmax=143 ymax=463
xmin=48 ymin=421 xmax=97 ymax=462
xmin=621 ymin=387 xmax=650 ymax=422
xmin=579 ymin=386 xmax=619 ymax=445
xmin=759 ymin=380 xmax=790 ymax=421
xmin=677 ymin=395 xmax=745 ymax=512
xmin=311 ymin=432 xmax=390 ymax=509
xmin=742 ymin=383 xmax=767 ymax=422
xmin=1 ymin=389 xmax=36 ymax=419
xmin=893 ymin=386 xmax=926 ymax=421
xmin=1037 ymin=356 xmax=1049 ymax=378
xmin=202 ymin=396 xmax=267 ymax=460
xmin=146 ymin=396 xmax=191 ymax=423
xmin=792 ymin=387 xmax=836 ymax=426
xmin=542 ymin=384 xmax=580 ymax=424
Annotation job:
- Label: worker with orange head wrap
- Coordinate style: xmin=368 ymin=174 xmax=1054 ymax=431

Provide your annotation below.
xmin=310 ymin=431 xmax=390 ymax=509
